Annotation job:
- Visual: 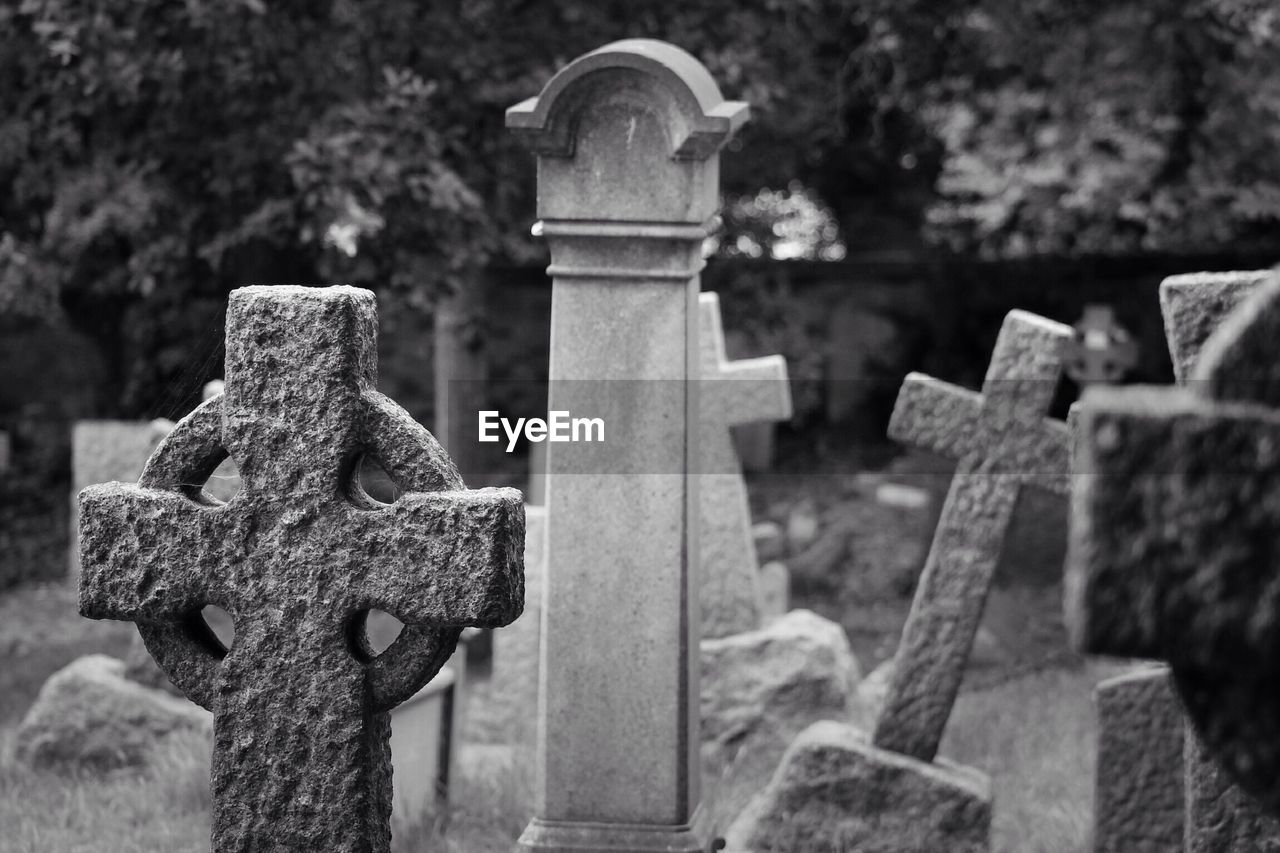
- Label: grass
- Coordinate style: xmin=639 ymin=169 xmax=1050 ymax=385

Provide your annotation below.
xmin=944 ymin=660 xmax=1131 ymax=853
xmin=0 ymin=532 xmax=1118 ymax=853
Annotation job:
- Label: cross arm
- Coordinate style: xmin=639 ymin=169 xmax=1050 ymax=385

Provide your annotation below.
xmin=1067 ymin=386 xmax=1280 ymax=669
xmin=888 ymin=372 xmax=984 ymax=460
xmin=79 ymin=483 xmax=225 ymax=622
xmin=346 ymin=487 xmax=525 ymax=629
xmin=708 ymin=354 xmax=792 ymax=427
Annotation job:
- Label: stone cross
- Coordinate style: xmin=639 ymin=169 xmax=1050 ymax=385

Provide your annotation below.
xmin=507 ymin=39 xmax=747 ymax=852
xmin=873 ymin=309 xmax=1073 ymax=761
xmin=1063 ymin=304 xmax=1137 ymax=386
xmin=79 ymin=285 xmax=524 ymax=853
xmin=1068 ymin=274 xmax=1280 ymax=812
xmin=698 ymin=291 xmax=791 ymax=638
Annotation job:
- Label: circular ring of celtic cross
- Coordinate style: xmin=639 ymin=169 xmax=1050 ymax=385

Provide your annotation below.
xmin=134 ymin=391 xmax=468 ymax=715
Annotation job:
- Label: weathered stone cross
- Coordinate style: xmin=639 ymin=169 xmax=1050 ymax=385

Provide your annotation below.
xmin=1069 ymin=272 xmax=1280 ymax=812
xmin=698 ymin=291 xmax=792 ymax=639
xmin=873 ymin=309 xmax=1073 ymax=761
xmin=78 ymin=285 xmax=524 ymax=853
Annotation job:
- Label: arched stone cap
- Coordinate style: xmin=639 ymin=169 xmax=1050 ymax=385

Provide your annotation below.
xmin=507 ymin=39 xmax=749 ymax=161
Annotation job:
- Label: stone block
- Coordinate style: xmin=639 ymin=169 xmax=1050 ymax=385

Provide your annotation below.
xmin=724 ymin=721 xmax=991 ymax=853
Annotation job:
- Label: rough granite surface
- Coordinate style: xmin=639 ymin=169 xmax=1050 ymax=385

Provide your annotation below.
xmin=698 ymin=292 xmax=792 ymax=639
xmin=724 ymin=720 xmax=991 ymax=853
xmin=1069 ymin=277 xmax=1280 ymax=811
xmin=1158 ymin=271 xmax=1273 ymax=383
xmin=1093 ymin=665 xmax=1185 ymax=853
xmin=1185 ymin=731 xmax=1280 ymax=853
xmin=78 ymin=285 xmax=525 ymax=853
xmin=874 ymin=309 xmax=1072 ymax=761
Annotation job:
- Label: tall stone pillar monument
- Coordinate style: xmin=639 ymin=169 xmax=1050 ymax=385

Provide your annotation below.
xmin=507 ymin=40 xmax=748 ymax=852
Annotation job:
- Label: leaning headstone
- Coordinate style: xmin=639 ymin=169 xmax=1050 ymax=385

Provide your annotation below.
xmin=874 ymin=309 xmax=1073 ymax=761
xmin=1158 ymin=270 xmax=1271 ymax=383
xmin=506 ymin=39 xmax=747 ymax=851
xmin=724 ymin=720 xmax=991 ymax=853
xmin=1092 ymin=665 xmax=1185 ymax=853
xmin=70 ymin=418 xmax=172 ymax=574
xmin=79 ymin=285 xmax=524 ymax=853
xmin=1069 ymin=275 xmax=1280 ymax=813
xmin=699 ymin=291 xmax=792 ymax=638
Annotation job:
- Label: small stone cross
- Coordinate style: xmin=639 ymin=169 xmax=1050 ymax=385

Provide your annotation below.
xmin=699 ymin=291 xmax=791 ymax=638
xmin=1063 ymin=304 xmax=1137 ymax=386
xmin=1069 ymin=274 xmax=1280 ymax=811
xmin=873 ymin=310 xmax=1073 ymax=761
xmin=79 ymin=286 xmax=524 ymax=853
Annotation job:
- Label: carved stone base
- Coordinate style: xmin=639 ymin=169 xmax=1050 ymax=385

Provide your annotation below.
xmin=517 ymin=805 xmax=719 ymax=853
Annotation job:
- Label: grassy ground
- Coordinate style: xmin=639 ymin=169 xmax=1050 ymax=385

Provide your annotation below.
xmin=0 ymin=579 xmax=1117 ymax=853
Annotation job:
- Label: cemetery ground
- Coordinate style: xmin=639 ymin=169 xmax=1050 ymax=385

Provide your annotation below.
xmin=0 ymin=435 xmax=1123 ymax=853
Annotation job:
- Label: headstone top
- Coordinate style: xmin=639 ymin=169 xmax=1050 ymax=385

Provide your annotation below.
xmin=507 ymin=39 xmax=749 ymax=161
xmin=78 ymin=284 xmax=524 ymax=852
xmin=507 ymin=39 xmax=749 ymax=226
xmin=1159 ymin=270 xmax=1273 ymax=383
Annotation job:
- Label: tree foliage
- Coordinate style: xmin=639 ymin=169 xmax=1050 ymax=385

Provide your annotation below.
xmin=2 ymin=0 xmax=1279 ymax=413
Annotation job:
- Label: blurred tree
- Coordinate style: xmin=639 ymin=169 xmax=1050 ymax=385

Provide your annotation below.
xmin=2 ymin=0 xmax=1279 ymax=414
xmin=912 ymin=0 xmax=1280 ymax=256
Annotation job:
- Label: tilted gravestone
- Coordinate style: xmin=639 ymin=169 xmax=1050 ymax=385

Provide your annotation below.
xmin=506 ymin=39 xmax=748 ymax=852
xmin=1068 ymin=274 xmax=1280 ymax=817
xmin=874 ymin=309 xmax=1073 ymax=761
xmin=699 ymin=291 xmax=792 ymax=638
xmin=78 ymin=285 xmax=525 ymax=853
xmin=1158 ymin=270 xmax=1272 ymax=384
xmin=1092 ymin=665 xmax=1185 ymax=853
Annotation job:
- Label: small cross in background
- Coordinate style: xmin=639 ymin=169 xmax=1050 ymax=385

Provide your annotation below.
xmin=1064 ymin=305 xmax=1137 ymax=386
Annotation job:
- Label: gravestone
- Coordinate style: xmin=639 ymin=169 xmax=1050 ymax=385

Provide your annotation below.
xmin=78 ymin=285 xmax=525 ymax=853
xmin=699 ymin=291 xmax=792 ymax=638
xmin=0 ymin=429 xmax=10 ymax=474
xmin=757 ymin=561 xmax=789 ymax=621
xmin=507 ymin=39 xmax=747 ymax=852
xmin=489 ymin=503 xmax=547 ymax=769
xmin=389 ymin=664 xmax=459 ymax=826
xmin=1158 ymin=270 xmax=1272 ymax=383
xmin=1092 ymin=665 xmax=1184 ymax=852
xmin=874 ymin=309 xmax=1073 ymax=761
xmin=70 ymin=418 xmax=173 ymax=575
xmin=1068 ymin=275 xmax=1280 ymax=813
